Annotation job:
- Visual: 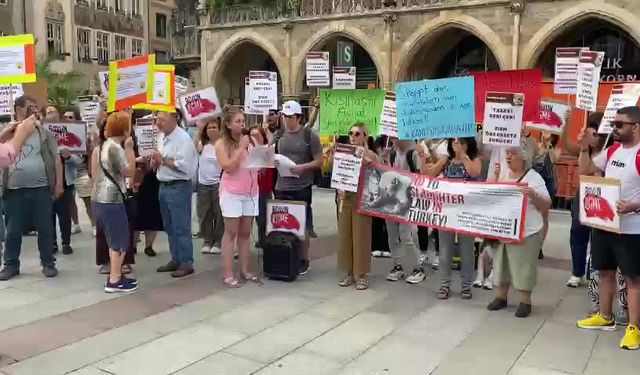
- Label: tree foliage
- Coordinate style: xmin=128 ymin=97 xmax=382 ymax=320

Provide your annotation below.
xmin=35 ymin=55 xmax=85 ymax=112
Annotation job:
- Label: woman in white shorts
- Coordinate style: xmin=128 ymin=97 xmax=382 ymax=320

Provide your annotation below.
xmin=214 ymin=108 xmax=259 ymax=288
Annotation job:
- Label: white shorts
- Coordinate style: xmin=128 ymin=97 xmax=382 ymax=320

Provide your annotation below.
xmin=220 ymin=193 xmax=259 ymax=218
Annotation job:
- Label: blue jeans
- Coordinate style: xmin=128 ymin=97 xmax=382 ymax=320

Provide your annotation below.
xmin=4 ymin=187 xmax=55 ymax=267
xmin=570 ymin=197 xmax=591 ymax=277
xmin=274 ymin=185 xmax=313 ymax=232
xmin=158 ymin=181 xmax=194 ymax=266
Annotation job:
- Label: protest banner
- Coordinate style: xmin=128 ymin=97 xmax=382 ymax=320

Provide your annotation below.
xmin=133 ymin=64 xmax=176 ymax=112
xmin=266 ymin=199 xmax=307 ymax=239
xmin=379 ymin=91 xmax=397 ymax=137
xmin=576 ymin=50 xmax=605 ymax=112
xmin=98 ymin=71 xmax=109 ymax=95
xmin=0 ymin=84 xmax=23 ymax=116
xmin=306 ymin=51 xmax=330 ymax=87
xmin=358 ymin=162 xmax=526 ymax=242
xmin=45 ymin=122 xmax=87 ymax=153
xmin=0 ymin=34 xmax=36 ymax=84
xmin=598 ymin=84 xmax=640 ymax=134
xmin=332 ymin=67 xmax=356 ymax=90
xmin=579 ymin=175 xmax=621 ymax=233
xmin=178 ymin=87 xmax=222 ymax=124
xmin=243 ymin=77 xmax=260 ymax=115
xmin=108 ymin=55 xmax=155 ymax=112
xmin=175 ymin=75 xmax=189 ymax=96
xmin=248 ymin=71 xmax=278 ymax=112
xmin=77 ymin=95 xmax=100 ymax=129
xmin=470 ymin=69 xmax=542 ymax=123
xmin=525 ymin=99 xmax=570 ymax=134
xmin=331 ymin=144 xmax=364 ymax=193
xmin=482 ymin=92 xmax=524 ymax=147
xmin=319 ymin=88 xmax=385 ymax=136
xmin=134 ymin=118 xmax=157 ymax=157
xmin=554 ymin=47 xmax=589 ymax=95
xmin=395 ymin=77 xmax=475 ymax=140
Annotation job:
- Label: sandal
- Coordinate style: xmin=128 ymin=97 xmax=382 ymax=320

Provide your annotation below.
xmin=437 ymin=285 xmax=451 ymax=300
xmin=338 ymin=275 xmax=354 ymax=287
xmin=222 ymin=276 xmax=240 ymax=288
xmin=241 ymin=273 xmax=263 ymax=285
xmin=356 ymin=278 xmax=369 ymax=290
xmin=460 ymin=286 xmax=473 ymax=300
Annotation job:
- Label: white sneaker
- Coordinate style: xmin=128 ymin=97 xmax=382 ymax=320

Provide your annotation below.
xmin=381 ymin=251 xmax=392 ymax=258
xmin=210 ymin=246 xmax=221 ymax=254
xmin=201 ymin=245 xmax=211 ymax=254
xmin=71 ymin=225 xmax=82 ymax=235
xmin=418 ymin=253 xmax=428 ymax=267
xmin=566 ymin=275 xmax=584 ymax=288
xmin=483 ymin=279 xmax=493 ymax=290
xmin=92 ymin=227 xmax=97 ymax=238
xmin=372 ymin=250 xmax=382 ymax=258
xmin=472 ymin=279 xmax=483 ymax=288
xmin=386 ymin=264 xmax=404 ymax=281
xmin=406 ymin=268 xmax=426 ymax=284
xmin=431 ymin=256 xmax=440 ymax=270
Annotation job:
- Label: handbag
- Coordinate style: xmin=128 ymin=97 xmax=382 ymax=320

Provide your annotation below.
xmin=98 ymin=144 xmax=138 ymax=223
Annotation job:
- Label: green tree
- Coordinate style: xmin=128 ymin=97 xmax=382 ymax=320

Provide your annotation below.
xmin=35 ymin=55 xmax=85 ymax=112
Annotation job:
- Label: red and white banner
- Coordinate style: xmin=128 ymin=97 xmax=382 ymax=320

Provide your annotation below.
xmin=178 ymin=87 xmax=222 ymax=125
xmin=266 ymin=199 xmax=307 ymax=239
xmin=45 ymin=121 xmax=87 ymax=153
xmin=358 ymin=163 xmax=527 ymax=242
xmin=579 ymin=176 xmax=621 ymax=233
xmin=525 ymin=100 xmax=570 ymax=134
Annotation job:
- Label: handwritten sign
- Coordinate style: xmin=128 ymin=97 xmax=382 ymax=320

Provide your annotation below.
xmin=395 ymin=77 xmax=475 ymax=140
xmin=178 ymin=87 xmax=221 ymax=125
xmin=576 ymin=51 xmax=605 ymax=112
xmin=579 ymin=175 xmax=621 ymax=233
xmin=45 ymin=122 xmax=87 ymax=153
xmin=470 ymin=69 xmax=542 ymax=123
xmin=248 ymin=71 xmax=278 ymax=112
xmin=306 ymin=52 xmax=330 ymax=87
xmin=0 ymin=84 xmax=23 ymax=115
xmin=482 ymin=92 xmax=524 ymax=147
xmin=134 ymin=118 xmax=157 ymax=157
xmin=525 ymin=100 xmax=570 ymax=134
xmin=379 ymin=91 xmax=397 ymax=137
xmin=77 ymin=95 xmax=100 ymax=129
xmin=554 ymin=47 xmax=589 ymax=95
xmin=319 ymin=88 xmax=385 ymax=136
xmin=331 ymin=144 xmax=364 ymax=192
xmin=599 ymin=84 xmax=640 ymax=134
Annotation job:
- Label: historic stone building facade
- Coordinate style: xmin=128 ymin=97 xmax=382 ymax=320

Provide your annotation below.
xmin=197 ymin=0 xmax=640 ymax=104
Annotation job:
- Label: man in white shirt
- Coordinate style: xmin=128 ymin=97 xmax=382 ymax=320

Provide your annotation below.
xmin=577 ymin=106 xmax=640 ymax=351
xmin=151 ymin=111 xmax=198 ymax=278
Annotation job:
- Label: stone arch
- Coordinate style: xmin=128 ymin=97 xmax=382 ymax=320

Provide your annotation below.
xmin=523 ymin=1 xmax=640 ymax=69
xmin=291 ymin=24 xmax=385 ymax=93
xmin=394 ymin=14 xmax=509 ymax=82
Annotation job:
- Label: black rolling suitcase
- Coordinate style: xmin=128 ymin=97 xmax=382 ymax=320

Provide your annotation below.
xmin=263 ymin=231 xmax=300 ymax=282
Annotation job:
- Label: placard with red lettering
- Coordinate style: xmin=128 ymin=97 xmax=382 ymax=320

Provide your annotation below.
xmin=470 ymin=69 xmax=542 ymax=123
xmin=576 ymin=50 xmax=605 ymax=112
xmin=579 ymin=175 xmax=621 ymax=233
xmin=45 ymin=122 xmax=87 ymax=153
xmin=525 ymin=100 xmax=570 ymax=134
xmin=598 ymin=84 xmax=640 ymax=134
xmin=266 ymin=200 xmax=307 ymax=239
xmin=178 ymin=87 xmax=222 ymax=125
xmin=482 ymin=92 xmax=524 ymax=147
xmin=554 ymin=47 xmax=589 ymax=95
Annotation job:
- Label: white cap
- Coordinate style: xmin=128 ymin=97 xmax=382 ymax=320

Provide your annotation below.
xmin=281 ymin=100 xmax=302 ymax=116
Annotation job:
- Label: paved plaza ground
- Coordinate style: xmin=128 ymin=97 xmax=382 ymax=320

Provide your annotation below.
xmin=0 ymin=189 xmax=639 ymax=375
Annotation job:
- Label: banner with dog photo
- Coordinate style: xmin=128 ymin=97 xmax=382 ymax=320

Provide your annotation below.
xmin=357 ymin=163 xmax=527 ymax=242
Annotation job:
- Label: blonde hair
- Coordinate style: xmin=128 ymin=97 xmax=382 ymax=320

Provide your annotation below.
xmin=220 ymin=108 xmax=245 ymax=155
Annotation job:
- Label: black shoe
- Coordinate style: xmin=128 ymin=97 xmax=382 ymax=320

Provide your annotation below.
xmin=538 ymin=249 xmax=544 ymax=260
xmin=308 ymin=229 xmax=318 ymax=239
xmin=0 ymin=266 xmax=20 ymax=281
xmin=487 ymin=298 xmax=508 ymax=311
xmin=52 ymin=244 xmax=59 ymax=254
xmin=42 ymin=265 xmax=58 ymax=278
xmin=254 ymin=242 xmax=262 ymax=249
xmin=515 ymin=303 xmax=532 ymax=318
xmin=171 ymin=265 xmax=194 ymax=278
xmin=157 ymin=260 xmax=179 ymax=273
xmin=299 ymin=260 xmax=310 ymax=275
xmin=62 ymin=245 xmax=73 ymax=255
xmin=144 ymin=247 xmax=157 ymax=257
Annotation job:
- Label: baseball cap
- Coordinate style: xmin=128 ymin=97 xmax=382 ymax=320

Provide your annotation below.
xmin=281 ymin=100 xmax=302 ymax=116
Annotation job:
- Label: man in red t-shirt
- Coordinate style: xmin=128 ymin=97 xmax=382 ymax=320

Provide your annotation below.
xmin=576 ymin=106 xmax=640 ymax=350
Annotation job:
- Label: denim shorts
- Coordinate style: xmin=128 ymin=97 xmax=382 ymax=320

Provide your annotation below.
xmin=92 ymin=201 xmax=131 ymax=252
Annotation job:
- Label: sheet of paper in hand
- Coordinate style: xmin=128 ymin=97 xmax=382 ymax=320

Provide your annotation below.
xmin=244 ymin=145 xmax=275 ymax=169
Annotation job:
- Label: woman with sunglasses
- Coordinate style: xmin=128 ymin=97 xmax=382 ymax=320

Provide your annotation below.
xmin=334 ymin=124 xmax=377 ymax=290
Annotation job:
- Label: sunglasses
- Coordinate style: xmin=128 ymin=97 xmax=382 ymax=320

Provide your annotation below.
xmin=64 ymin=115 xmax=74 ymax=120
xmin=349 ymin=130 xmax=366 ymax=137
xmin=611 ymin=120 xmax=638 ymax=129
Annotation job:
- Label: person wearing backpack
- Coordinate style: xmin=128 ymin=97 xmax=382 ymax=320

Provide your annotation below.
xmin=576 ymin=106 xmax=640 ymax=350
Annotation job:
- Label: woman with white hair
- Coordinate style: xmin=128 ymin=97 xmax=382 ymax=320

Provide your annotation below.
xmin=486 ymin=139 xmax=551 ymax=318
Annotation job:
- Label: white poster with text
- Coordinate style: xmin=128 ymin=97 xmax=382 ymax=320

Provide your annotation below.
xmin=554 ymin=47 xmax=589 ymax=95
xmin=332 ymin=67 xmax=356 ymax=90
xmin=482 ymin=92 xmax=524 ymax=147
xmin=379 ymin=91 xmax=397 ymax=137
xmin=576 ymin=50 xmax=605 ymax=112
xmin=599 ymin=84 xmax=640 ymax=134
xmin=331 ymin=144 xmax=364 ymax=193
xmin=248 ymin=71 xmax=278 ymax=112
xmin=306 ymin=51 xmax=330 ymax=87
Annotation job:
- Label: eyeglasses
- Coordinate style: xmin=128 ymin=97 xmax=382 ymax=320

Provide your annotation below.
xmin=64 ymin=115 xmax=74 ymax=120
xmin=611 ymin=120 xmax=638 ymax=129
xmin=349 ymin=130 xmax=363 ymax=137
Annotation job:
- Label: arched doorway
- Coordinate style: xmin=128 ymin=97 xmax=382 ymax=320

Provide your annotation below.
xmin=213 ymin=41 xmax=282 ymax=106
xmin=534 ymin=19 xmax=640 ymax=82
xmin=402 ymin=28 xmax=500 ymax=81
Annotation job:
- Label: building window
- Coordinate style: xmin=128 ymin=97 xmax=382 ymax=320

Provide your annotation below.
xmin=96 ymin=31 xmax=110 ymax=65
xmin=155 ymin=50 xmax=169 ymax=64
xmin=131 ymin=38 xmax=143 ymax=57
xmin=114 ymin=35 xmax=127 ymax=60
xmin=131 ymin=0 xmax=141 ymax=16
xmin=77 ymin=28 xmax=92 ymax=63
xmin=156 ymin=14 xmax=167 ymax=38
xmin=115 ymin=0 xmax=124 ymax=13
xmin=0 ymin=0 xmax=9 ymax=5
xmin=75 ymin=0 xmax=89 ymax=6
xmin=96 ymin=0 xmax=107 ymax=10
xmin=46 ymin=21 xmax=65 ymax=59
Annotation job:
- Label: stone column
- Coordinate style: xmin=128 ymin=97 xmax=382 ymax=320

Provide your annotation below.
xmin=509 ymin=0 xmax=526 ymax=69
xmin=383 ymin=12 xmax=397 ymax=90
xmin=282 ymin=22 xmax=295 ymax=98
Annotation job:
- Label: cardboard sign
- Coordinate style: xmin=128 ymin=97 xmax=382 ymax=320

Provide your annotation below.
xmin=98 ymin=71 xmax=109 ymax=95
xmin=332 ymin=67 xmax=356 ymax=90
xmin=395 ymin=77 xmax=475 ymax=140
xmin=358 ymin=163 xmax=526 ymax=242
xmin=306 ymin=51 xmax=330 ymax=87
xmin=0 ymin=84 xmax=23 ymax=116
xmin=108 ymin=54 xmax=155 ymax=112
xmin=266 ymin=199 xmax=307 ymax=239
xmin=134 ymin=118 xmax=157 ymax=157
xmin=331 ymin=144 xmax=364 ymax=192
xmin=319 ymin=88 xmax=385 ymax=136
xmin=248 ymin=71 xmax=278 ymax=112
xmin=554 ymin=47 xmax=589 ymax=95
xmin=0 ymin=34 xmax=36 ymax=84
xmin=576 ymin=51 xmax=605 ymax=112
xmin=599 ymin=84 xmax=640 ymax=134
xmin=579 ymin=175 xmax=621 ymax=233
xmin=45 ymin=122 xmax=87 ymax=153
xmin=482 ymin=92 xmax=524 ymax=147
xmin=379 ymin=91 xmax=397 ymax=137
xmin=525 ymin=100 xmax=570 ymax=134
xmin=470 ymin=69 xmax=542 ymax=123
xmin=178 ymin=87 xmax=222 ymax=124
xmin=77 ymin=95 xmax=100 ymax=129
xmin=133 ymin=64 xmax=176 ymax=112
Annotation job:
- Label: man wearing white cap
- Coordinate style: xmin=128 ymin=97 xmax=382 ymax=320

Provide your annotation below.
xmin=272 ymin=100 xmax=323 ymax=275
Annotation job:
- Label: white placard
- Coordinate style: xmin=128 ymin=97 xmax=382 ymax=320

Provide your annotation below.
xmin=244 ymin=77 xmax=261 ymax=115
xmin=525 ymin=100 xmax=570 ymax=134
xmin=266 ymin=199 xmax=307 ymax=238
xmin=579 ymin=176 xmax=621 ymax=233
xmin=0 ymin=84 xmax=23 ymax=116
xmin=482 ymin=92 xmax=524 ymax=147
xmin=175 ymin=75 xmax=189 ymax=97
xmin=332 ymin=66 xmax=356 ymax=90
xmin=554 ymin=47 xmax=589 ymax=95
xmin=178 ymin=87 xmax=222 ymax=124
xmin=45 ymin=121 xmax=88 ymax=153
xmin=379 ymin=91 xmax=397 ymax=137
xmin=598 ymin=84 xmax=640 ymax=134
xmin=331 ymin=144 xmax=364 ymax=193
xmin=98 ymin=71 xmax=109 ymax=96
xmin=134 ymin=118 xmax=156 ymax=157
xmin=306 ymin=51 xmax=330 ymax=87
xmin=576 ymin=50 xmax=605 ymax=112
xmin=248 ymin=71 xmax=278 ymax=112
xmin=77 ymin=95 xmax=100 ymax=129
